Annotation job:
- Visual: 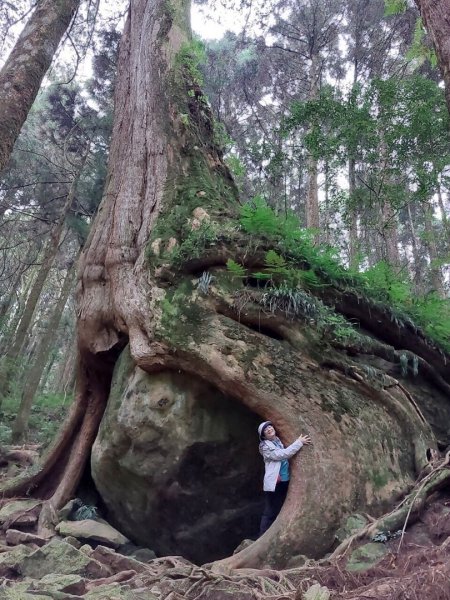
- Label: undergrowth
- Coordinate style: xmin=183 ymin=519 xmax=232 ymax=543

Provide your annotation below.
xmin=0 ymin=392 xmax=72 ymax=447
xmin=231 ymin=197 xmax=450 ymax=353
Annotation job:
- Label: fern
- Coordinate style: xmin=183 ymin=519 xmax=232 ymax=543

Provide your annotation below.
xmin=226 ymin=259 xmax=246 ymax=279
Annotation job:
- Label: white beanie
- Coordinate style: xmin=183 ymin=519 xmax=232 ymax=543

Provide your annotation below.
xmin=258 ymin=421 xmax=272 ymax=440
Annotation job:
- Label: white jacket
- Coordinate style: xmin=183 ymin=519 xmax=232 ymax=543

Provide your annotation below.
xmin=259 ymin=438 xmax=303 ymax=492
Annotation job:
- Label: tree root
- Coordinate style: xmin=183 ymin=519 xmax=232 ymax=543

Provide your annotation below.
xmin=327 ymin=455 xmax=450 ymax=562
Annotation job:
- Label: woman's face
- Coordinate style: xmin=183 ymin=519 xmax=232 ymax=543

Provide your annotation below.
xmin=264 ymin=424 xmax=276 ymax=440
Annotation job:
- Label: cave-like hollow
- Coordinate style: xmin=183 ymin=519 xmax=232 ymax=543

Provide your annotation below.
xmin=89 ymin=348 xmax=265 ymax=564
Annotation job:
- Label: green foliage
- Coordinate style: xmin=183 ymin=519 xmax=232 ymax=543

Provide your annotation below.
xmin=237 ymin=198 xmax=450 ymax=353
xmin=384 ymin=0 xmax=407 ymax=16
xmin=169 ymin=221 xmax=218 ymax=263
xmin=226 ymin=259 xmax=246 ymax=279
xmin=406 ymin=18 xmax=438 ymax=67
xmin=0 ymin=392 xmax=71 ymax=447
xmin=176 ymin=38 xmax=206 ymax=86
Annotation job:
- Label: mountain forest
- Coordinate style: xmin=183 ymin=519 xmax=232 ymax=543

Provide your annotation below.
xmin=0 ymin=0 xmax=450 ymax=598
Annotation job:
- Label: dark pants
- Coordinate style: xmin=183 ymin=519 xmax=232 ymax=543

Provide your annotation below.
xmin=259 ymin=480 xmax=289 ymax=537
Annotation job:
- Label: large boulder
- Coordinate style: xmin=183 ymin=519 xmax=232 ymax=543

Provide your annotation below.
xmin=91 ymin=349 xmax=264 ymax=564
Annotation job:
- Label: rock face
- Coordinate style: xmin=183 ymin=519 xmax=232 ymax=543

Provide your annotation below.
xmin=91 ymin=349 xmax=264 ymax=564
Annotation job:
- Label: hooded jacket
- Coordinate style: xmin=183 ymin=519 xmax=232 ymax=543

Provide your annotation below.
xmin=259 ymin=436 xmax=303 ymax=492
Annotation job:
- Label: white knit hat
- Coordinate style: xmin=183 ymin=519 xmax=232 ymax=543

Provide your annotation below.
xmin=258 ymin=421 xmax=272 ymax=440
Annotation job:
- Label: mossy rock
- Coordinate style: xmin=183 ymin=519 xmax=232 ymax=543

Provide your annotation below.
xmin=0 ymin=499 xmax=40 ymax=524
xmin=335 ymin=513 xmax=368 ymax=543
xmin=345 ymin=542 xmax=388 ymax=572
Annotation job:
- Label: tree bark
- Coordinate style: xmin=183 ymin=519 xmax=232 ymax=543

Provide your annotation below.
xmin=415 ymin=0 xmax=450 ymax=117
xmin=11 ymin=266 xmax=74 ymax=443
xmin=0 ymin=0 xmax=81 ymax=172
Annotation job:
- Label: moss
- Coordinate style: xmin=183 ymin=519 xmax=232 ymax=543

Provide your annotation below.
xmin=319 ymin=389 xmax=360 ymax=422
xmin=371 ymin=468 xmax=390 ymax=490
xmin=159 ymin=279 xmax=207 ymax=346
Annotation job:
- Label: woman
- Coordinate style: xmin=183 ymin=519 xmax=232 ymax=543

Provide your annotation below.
xmin=258 ymin=421 xmax=311 ymax=536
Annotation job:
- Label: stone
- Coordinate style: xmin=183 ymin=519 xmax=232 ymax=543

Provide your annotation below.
xmin=0 ymin=499 xmax=40 ymax=524
xmin=0 ymin=544 xmax=33 ymax=576
xmin=57 ymin=498 xmax=82 ymax=521
xmin=128 ymin=548 xmax=156 ymax=563
xmin=346 ymin=542 xmax=388 ymax=572
xmin=303 ymin=583 xmax=331 ymax=600
xmin=5 ymin=529 xmax=46 ymax=547
xmin=335 ymin=514 xmax=368 ymax=543
xmin=20 ymin=539 xmax=111 ymax=579
xmin=84 ymin=583 xmax=156 ymax=599
xmin=56 ymin=519 xmax=129 ymax=548
xmin=80 ymin=543 xmax=94 ymax=554
xmin=64 ymin=535 xmax=83 ymax=549
xmin=91 ymin=352 xmax=264 ymax=565
xmin=90 ymin=545 xmax=149 ymax=574
xmin=35 ymin=573 xmax=86 ymax=595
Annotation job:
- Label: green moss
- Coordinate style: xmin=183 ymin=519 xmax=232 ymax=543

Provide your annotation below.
xmin=371 ymin=469 xmax=390 ymax=489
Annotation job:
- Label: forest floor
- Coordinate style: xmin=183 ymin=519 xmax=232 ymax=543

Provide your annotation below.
xmin=0 ymin=451 xmax=449 ymax=599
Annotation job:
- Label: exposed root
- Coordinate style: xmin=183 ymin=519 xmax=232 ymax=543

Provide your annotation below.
xmin=328 ymin=454 xmax=450 ymax=562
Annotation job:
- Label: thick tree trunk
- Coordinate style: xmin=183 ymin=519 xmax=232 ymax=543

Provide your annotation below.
xmin=2 ymin=0 xmax=447 ymax=571
xmin=415 ymin=0 xmax=450 ymax=117
xmin=0 ymin=0 xmax=81 ymax=172
xmin=11 ymin=266 xmax=74 ymax=443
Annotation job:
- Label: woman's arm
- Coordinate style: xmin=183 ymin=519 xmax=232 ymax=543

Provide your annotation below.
xmin=260 ymin=438 xmax=303 ymax=461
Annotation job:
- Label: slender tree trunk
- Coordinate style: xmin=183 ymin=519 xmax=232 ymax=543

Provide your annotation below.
xmin=0 ymin=156 xmax=88 ymax=405
xmin=306 ymin=52 xmax=320 ymax=231
xmin=0 ymin=0 xmax=81 ymax=172
xmin=407 ymin=202 xmax=423 ymax=292
xmin=11 ymin=267 xmax=74 ymax=443
xmin=415 ymin=0 xmax=450 ymax=117
xmin=54 ymin=333 xmax=76 ymax=396
xmin=381 ymin=199 xmax=400 ymax=267
xmin=437 ymin=181 xmax=450 ymax=244
xmin=423 ymin=200 xmax=444 ymax=296
xmin=348 ymin=157 xmax=359 ymax=268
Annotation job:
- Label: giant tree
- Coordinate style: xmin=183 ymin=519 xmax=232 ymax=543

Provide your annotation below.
xmin=3 ymin=0 xmax=450 ymax=571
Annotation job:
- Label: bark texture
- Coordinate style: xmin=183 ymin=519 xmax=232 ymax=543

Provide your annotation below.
xmin=415 ymin=0 xmax=450 ymax=117
xmin=0 ymin=0 xmax=81 ymax=172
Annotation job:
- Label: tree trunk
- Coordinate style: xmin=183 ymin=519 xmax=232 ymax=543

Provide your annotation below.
xmin=11 ymin=266 xmax=74 ymax=443
xmin=348 ymin=157 xmax=359 ymax=268
xmin=2 ymin=0 xmax=447 ymax=571
xmin=415 ymin=0 xmax=450 ymax=117
xmin=0 ymin=0 xmax=81 ymax=172
xmin=406 ymin=202 xmax=423 ymax=292
xmin=305 ymin=53 xmax=320 ymax=231
xmin=54 ymin=332 xmax=76 ymax=396
xmin=423 ymin=200 xmax=444 ymax=296
xmin=0 ymin=157 xmax=87 ymax=406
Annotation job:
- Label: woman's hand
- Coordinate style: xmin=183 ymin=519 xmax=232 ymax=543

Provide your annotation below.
xmin=297 ymin=434 xmax=312 ymax=445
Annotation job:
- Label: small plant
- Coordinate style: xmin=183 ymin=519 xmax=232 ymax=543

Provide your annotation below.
xmin=196 ymin=271 xmax=215 ymax=295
